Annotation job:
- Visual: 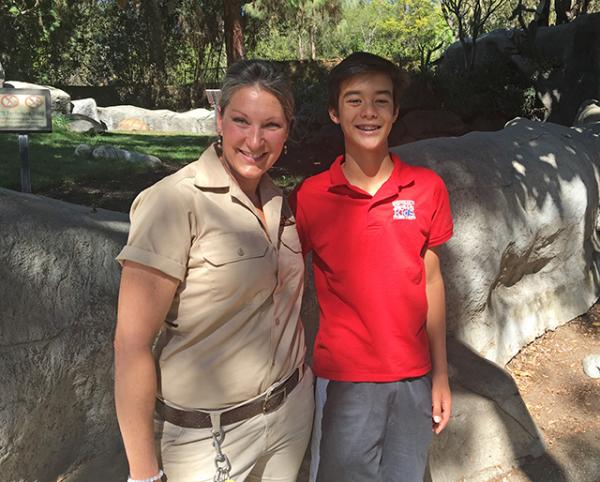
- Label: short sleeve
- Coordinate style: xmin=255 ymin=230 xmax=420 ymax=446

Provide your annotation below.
xmin=116 ymin=182 xmax=194 ymax=281
xmin=428 ymin=175 xmax=453 ymax=247
xmin=288 ymin=184 xmax=312 ymax=256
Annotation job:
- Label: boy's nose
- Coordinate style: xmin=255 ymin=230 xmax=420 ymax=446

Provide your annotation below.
xmin=361 ymin=102 xmax=377 ymax=118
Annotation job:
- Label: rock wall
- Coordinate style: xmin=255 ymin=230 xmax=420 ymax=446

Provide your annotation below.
xmin=398 ymin=114 xmax=600 ymax=365
xmin=0 ymin=191 xmax=129 ymax=482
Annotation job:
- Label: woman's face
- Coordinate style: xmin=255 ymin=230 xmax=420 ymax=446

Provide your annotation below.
xmin=217 ymin=85 xmax=289 ymax=191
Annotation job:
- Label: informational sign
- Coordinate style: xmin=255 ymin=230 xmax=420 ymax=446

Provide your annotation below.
xmin=0 ymin=88 xmax=52 ymax=133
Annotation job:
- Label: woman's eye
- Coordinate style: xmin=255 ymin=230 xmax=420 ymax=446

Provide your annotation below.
xmin=265 ymin=122 xmax=283 ymax=129
xmin=233 ymin=117 xmax=249 ymax=125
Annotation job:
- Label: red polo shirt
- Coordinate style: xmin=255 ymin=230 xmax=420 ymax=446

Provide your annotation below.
xmin=291 ymin=153 xmax=453 ymax=382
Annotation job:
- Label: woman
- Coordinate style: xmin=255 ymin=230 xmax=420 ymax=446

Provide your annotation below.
xmin=114 ymin=60 xmax=313 ymax=482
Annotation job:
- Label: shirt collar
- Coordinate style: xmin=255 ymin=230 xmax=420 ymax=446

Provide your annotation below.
xmin=193 ymin=143 xmax=283 ymax=242
xmin=193 ymin=143 xmax=231 ymax=189
xmin=328 ymin=152 xmax=415 ymax=191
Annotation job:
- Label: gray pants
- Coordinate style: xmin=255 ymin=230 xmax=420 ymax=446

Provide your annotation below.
xmin=310 ymin=376 xmax=433 ymax=482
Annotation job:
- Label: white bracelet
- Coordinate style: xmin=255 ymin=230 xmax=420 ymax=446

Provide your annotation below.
xmin=127 ymin=469 xmax=164 ymax=482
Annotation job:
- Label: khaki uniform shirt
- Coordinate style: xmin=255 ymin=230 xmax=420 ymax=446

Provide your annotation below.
xmin=117 ymin=145 xmax=306 ymax=409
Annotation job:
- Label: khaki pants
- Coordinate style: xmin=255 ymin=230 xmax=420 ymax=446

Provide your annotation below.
xmin=156 ymin=367 xmax=314 ymax=482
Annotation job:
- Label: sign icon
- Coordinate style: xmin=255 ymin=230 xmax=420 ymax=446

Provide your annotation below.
xmin=1 ymin=94 xmax=19 ymax=108
xmin=25 ymin=95 xmax=44 ymax=108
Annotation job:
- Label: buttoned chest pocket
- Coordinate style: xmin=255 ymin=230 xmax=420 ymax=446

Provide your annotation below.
xmin=278 ymin=222 xmax=303 ymax=284
xmin=200 ymin=232 xmax=276 ymax=305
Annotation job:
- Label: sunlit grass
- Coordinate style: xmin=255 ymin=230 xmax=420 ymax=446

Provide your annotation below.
xmin=0 ymin=117 xmax=211 ymax=191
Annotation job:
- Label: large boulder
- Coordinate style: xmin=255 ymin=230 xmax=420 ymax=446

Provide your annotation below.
xmin=0 ymin=190 xmax=129 ymax=481
xmin=97 ymin=105 xmax=216 ymax=135
xmin=388 ymin=111 xmax=600 ymax=366
xmin=71 ymin=98 xmax=101 ymax=123
xmin=91 ymin=144 xmax=162 ymax=168
xmin=65 ymin=113 xmax=107 ymax=135
xmin=4 ymin=80 xmax=71 ymax=114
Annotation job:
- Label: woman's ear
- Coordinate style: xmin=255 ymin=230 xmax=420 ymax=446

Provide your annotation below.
xmin=216 ymin=106 xmax=223 ymax=134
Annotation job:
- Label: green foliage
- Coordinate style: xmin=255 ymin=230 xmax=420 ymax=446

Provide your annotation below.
xmin=331 ymin=0 xmax=453 ymax=70
xmin=282 ymin=61 xmax=332 ymax=143
xmin=245 ymin=0 xmax=342 ymax=60
xmin=435 ymin=59 xmax=534 ymax=120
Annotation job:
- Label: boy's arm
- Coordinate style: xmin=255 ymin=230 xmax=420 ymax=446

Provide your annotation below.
xmin=424 ymin=247 xmax=451 ymax=434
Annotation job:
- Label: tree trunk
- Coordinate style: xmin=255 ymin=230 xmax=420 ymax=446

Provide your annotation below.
xmin=535 ymin=0 xmax=550 ymax=26
xmin=309 ymin=25 xmax=317 ymax=60
xmin=142 ymin=0 xmax=167 ymax=105
xmin=223 ymin=0 xmax=245 ymax=66
xmin=298 ymin=34 xmax=304 ymax=60
xmin=555 ymin=0 xmax=572 ymax=24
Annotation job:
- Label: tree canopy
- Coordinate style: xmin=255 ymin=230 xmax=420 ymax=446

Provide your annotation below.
xmin=1 ymin=0 xmax=598 ymax=100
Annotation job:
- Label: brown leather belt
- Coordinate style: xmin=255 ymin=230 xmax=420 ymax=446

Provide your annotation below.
xmin=155 ymin=367 xmax=301 ymax=429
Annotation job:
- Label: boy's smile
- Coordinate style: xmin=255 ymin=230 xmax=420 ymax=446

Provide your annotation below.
xmin=329 ymin=72 xmax=398 ymax=155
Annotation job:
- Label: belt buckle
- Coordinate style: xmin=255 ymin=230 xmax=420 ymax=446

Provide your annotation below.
xmin=262 ymin=386 xmax=286 ymax=414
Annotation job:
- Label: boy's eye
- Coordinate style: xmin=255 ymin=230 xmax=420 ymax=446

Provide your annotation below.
xmin=376 ymin=98 xmax=390 ymax=105
xmin=347 ymin=98 xmax=361 ymax=105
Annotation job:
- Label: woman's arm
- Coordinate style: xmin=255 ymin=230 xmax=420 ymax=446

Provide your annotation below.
xmin=424 ymin=247 xmax=452 ymax=434
xmin=114 ymin=261 xmax=179 ymax=479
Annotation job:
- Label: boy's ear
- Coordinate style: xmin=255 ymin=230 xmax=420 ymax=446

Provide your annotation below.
xmin=328 ymin=106 xmax=340 ymax=124
xmin=393 ymin=105 xmax=400 ymax=123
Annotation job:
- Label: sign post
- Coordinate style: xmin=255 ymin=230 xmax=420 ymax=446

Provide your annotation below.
xmin=0 ymin=88 xmax=52 ymax=193
xmin=18 ymin=134 xmax=31 ymax=193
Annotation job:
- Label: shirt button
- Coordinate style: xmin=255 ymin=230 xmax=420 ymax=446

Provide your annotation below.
xmin=237 ymin=248 xmax=245 ymax=256
xmin=275 ymin=318 xmax=280 ymax=326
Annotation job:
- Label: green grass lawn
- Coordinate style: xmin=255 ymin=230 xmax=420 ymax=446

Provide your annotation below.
xmin=0 ymin=116 xmax=211 ymax=192
xmin=0 ymin=116 xmax=305 ymax=211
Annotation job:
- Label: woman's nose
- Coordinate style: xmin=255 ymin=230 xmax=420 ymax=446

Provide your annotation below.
xmin=247 ymin=126 xmax=263 ymax=149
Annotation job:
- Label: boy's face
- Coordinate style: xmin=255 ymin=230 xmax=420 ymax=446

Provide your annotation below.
xmin=329 ymin=72 xmax=398 ymax=154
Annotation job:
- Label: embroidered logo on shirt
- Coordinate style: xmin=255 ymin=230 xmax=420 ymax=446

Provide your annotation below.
xmin=392 ymin=200 xmax=416 ymax=220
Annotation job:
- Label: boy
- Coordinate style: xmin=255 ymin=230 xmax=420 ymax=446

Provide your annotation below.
xmin=291 ymin=52 xmax=453 ymax=482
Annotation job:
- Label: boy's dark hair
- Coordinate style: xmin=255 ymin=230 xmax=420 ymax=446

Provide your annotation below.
xmin=328 ymin=52 xmax=408 ymax=112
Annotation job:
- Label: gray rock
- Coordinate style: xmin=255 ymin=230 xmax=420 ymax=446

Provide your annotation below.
xmin=0 ymin=189 xmax=129 ymax=481
xmin=97 ymin=104 xmax=216 ymax=135
xmin=65 ymin=113 xmax=107 ymax=134
xmin=390 ymin=114 xmax=600 ymax=366
xmin=92 ymin=144 xmax=162 ymax=168
xmin=4 ymin=80 xmax=71 ymax=114
xmin=428 ymin=340 xmax=545 ymax=482
xmin=74 ymin=143 xmax=93 ymax=159
xmin=71 ymin=98 xmax=100 ymax=122
xmin=582 ymin=355 xmax=600 ymax=378
xmin=573 ymin=99 xmax=600 ymax=128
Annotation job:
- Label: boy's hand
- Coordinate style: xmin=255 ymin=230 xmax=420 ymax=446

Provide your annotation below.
xmin=431 ymin=373 xmax=451 ymax=434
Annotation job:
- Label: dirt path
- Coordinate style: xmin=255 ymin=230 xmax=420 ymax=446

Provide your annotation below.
xmin=493 ymin=305 xmax=600 ymax=481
